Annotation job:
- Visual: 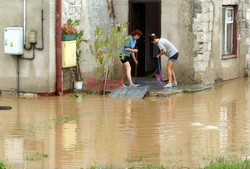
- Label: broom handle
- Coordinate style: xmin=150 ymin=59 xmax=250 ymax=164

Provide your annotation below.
xmin=135 ymin=52 xmax=137 ymax=77
xmin=157 ymin=58 xmax=161 ymax=74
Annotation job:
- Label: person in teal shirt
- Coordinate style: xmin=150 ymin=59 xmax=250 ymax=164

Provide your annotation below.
xmin=120 ymin=29 xmax=142 ymax=87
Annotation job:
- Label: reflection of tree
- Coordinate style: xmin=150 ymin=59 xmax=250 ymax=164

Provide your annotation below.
xmin=121 ymin=98 xmax=161 ymax=165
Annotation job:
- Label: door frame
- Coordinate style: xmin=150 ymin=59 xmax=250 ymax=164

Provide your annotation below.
xmin=128 ymin=0 xmax=161 ymax=76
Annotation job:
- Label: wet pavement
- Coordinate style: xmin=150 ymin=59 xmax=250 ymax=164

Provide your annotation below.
xmin=0 ymin=78 xmax=250 ymax=169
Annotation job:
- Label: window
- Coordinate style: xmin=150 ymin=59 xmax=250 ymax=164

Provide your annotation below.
xmin=222 ymin=6 xmax=237 ymax=58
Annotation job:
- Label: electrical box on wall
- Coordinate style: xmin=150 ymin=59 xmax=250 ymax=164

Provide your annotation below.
xmin=62 ymin=41 xmax=76 ymax=68
xmin=4 ymin=27 xmax=24 ymax=55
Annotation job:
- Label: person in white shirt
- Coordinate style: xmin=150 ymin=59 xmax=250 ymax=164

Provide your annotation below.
xmin=149 ymin=33 xmax=179 ymax=88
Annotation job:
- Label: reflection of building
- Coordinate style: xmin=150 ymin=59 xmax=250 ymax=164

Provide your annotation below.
xmin=1 ymin=79 xmax=250 ymax=168
xmin=5 ymin=138 xmax=24 ymax=164
xmin=0 ymin=97 xmax=58 ymax=169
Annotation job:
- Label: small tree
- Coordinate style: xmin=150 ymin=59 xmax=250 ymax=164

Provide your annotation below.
xmin=75 ymin=29 xmax=88 ymax=81
xmin=90 ymin=23 xmax=129 ymax=93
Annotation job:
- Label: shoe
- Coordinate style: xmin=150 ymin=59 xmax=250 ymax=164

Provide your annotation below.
xmin=163 ymin=84 xmax=173 ymax=88
xmin=129 ymin=84 xmax=138 ymax=88
xmin=172 ymin=83 xmax=178 ymax=87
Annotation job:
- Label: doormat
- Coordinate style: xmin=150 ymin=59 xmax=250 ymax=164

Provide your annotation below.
xmin=109 ymin=86 xmax=150 ymax=99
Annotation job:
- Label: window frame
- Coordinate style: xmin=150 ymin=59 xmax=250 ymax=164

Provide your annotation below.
xmin=222 ymin=5 xmax=237 ymax=60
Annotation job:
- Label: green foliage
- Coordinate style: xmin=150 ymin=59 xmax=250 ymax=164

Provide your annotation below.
xmin=26 ymin=152 xmax=49 ymax=161
xmin=90 ymin=23 xmax=129 ymax=79
xmin=48 ymin=114 xmax=80 ymax=128
xmin=200 ymin=157 xmax=250 ymax=169
xmin=71 ymin=93 xmax=87 ymax=99
xmin=76 ymin=29 xmax=88 ymax=61
xmin=67 ymin=18 xmax=80 ymax=29
xmin=0 ymin=161 xmax=6 ymax=169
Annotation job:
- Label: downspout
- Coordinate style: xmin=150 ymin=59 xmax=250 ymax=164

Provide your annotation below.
xmin=56 ymin=0 xmax=63 ymax=96
xmin=24 ymin=0 xmax=26 ymax=46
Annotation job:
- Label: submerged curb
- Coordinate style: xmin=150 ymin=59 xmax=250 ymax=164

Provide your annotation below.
xmin=149 ymin=84 xmax=213 ymax=97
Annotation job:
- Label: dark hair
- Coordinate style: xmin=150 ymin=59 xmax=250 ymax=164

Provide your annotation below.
xmin=131 ymin=29 xmax=143 ymax=36
xmin=149 ymin=33 xmax=157 ymax=41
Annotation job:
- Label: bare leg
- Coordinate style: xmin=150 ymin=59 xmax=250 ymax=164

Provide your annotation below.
xmin=166 ymin=60 xmax=174 ymax=85
xmin=120 ymin=64 xmax=127 ymax=85
xmin=124 ymin=62 xmax=134 ymax=86
xmin=172 ymin=69 xmax=177 ymax=84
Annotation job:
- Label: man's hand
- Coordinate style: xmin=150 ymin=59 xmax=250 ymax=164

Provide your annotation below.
xmin=156 ymin=54 xmax=161 ymax=58
xmin=134 ymin=60 xmax=138 ymax=65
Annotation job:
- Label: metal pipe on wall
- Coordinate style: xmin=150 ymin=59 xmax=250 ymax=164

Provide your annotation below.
xmin=23 ymin=0 xmax=26 ymax=45
xmin=56 ymin=0 xmax=63 ymax=96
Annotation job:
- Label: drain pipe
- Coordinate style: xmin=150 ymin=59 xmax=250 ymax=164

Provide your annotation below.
xmin=24 ymin=0 xmax=26 ymax=46
xmin=56 ymin=0 xmax=63 ymax=96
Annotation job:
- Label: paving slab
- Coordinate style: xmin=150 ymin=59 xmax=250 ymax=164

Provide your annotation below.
xmin=109 ymin=86 xmax=150 ymax=99
xmin=149 ymin=84 xmax=213 ymax=97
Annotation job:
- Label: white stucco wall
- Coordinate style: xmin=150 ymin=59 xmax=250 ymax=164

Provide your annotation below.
xmin=0 ymin=0 xmax=56 ymax=93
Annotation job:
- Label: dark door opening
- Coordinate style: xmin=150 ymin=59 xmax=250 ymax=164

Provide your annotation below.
xmin=129 ymin=0 xmax=161 ymax=77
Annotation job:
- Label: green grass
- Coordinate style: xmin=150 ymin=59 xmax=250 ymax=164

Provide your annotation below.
xmin=200 ymin=157 xmax=250 ymax=169
xmin=26 ymin=152 xmax=49 ymax=161
xmin=0 ymin=161 xmax=7 ymax=169
xmin=80 ymin=158 xmax=250 ymax=169
xmin=48 ymin=114 xmax=80 ymax=128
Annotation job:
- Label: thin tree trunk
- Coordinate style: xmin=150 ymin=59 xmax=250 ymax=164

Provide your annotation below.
xmin=103 ymin=69 xmax=109 ymax=95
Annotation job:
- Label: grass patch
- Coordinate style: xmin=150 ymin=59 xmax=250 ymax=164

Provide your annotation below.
xmin=200 ymin=157 xmax=250 ymax=169
xmin=71 ymin=93 xmax=87 ymax=99
xmin=48 ymin=114 xmax=79 ymax=128
xmin=0 ymin=161 xmax=7 ymax=169
xmin=81 ymin=157 xmax=250 ymax=169
xmin=26 ymin=152 xmax=49 ymax=161
xmin=82 ymin=165 xmax=169 ymax=169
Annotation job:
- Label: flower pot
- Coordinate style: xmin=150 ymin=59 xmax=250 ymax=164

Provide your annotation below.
xmin=74 ymin=81 xmax=83 ymax=90
xmin=62 ymin=34 xmax=76 ymax=41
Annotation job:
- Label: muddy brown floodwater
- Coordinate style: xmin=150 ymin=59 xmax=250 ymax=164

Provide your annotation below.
xmin=0 ymin=78 xmax=250 ymax=169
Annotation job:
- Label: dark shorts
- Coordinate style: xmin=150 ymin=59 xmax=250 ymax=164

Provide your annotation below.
xmin=169 ymin=52 xmax=179 ymax=61
xmin=120 ymin=55 xmax=130 ymax=63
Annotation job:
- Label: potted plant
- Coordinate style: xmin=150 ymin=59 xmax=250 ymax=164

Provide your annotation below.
xmin=61 ymin=19 xmax=77 ymax=41
xmin=61 ymin=19 xmax=88 ymax=90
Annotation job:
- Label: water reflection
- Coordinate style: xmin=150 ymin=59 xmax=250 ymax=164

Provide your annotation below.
xmin=0 ymin=78 xmax=250 ymax=168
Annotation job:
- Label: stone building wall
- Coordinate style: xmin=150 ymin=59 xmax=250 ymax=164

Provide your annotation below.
xmin=192 ymin=0 xmax=215 ymax=84
xmin=192 ymin=0 xmax=249 ymax=84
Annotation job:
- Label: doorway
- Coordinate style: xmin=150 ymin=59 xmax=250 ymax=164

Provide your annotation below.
xmin=129 ymin=0 xmax=161 ymax=77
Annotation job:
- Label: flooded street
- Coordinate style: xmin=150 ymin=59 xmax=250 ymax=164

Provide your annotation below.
xmin=1 ymin=78 xmax=250 ymax=169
